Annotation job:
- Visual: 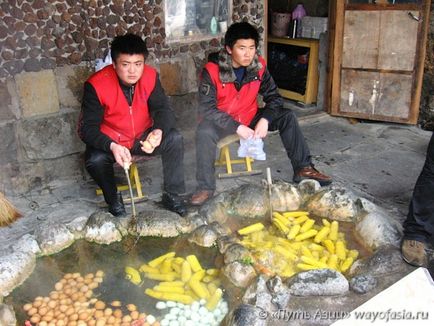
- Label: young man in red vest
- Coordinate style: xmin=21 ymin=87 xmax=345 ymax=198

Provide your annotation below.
xmin=78 ymin=34 xmax=186 ymax=217
xmin=191 ymin=22 xmax=332 ymax=205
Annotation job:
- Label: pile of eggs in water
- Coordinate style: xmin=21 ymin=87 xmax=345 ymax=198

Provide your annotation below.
xmin=156 ymin=298 xmax=228 ymax=326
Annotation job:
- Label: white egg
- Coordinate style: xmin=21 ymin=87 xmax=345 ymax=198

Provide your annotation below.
xmin=160 ymin=319 xmax=170 ymax=326
xmin=169 ymin=321 xmax=179 ymax=326
xmin=166 ymin=313 xmax=176 ymax=320
xmin=191 ymin=301 xmax=200 ymax=312
xmin=185 ymin=320 xmax=195 ymax=326
xmin=199 ymin=299 xmax=206 ymax=305
xmin=183 ymin=309 xmax=192 ymax=318
xmin=190 ymin=312 xmax=200 ymax=321
xmin=156 ymin=301 xmax=167 ymax=310
xmin=177 ymin=302 xmax=185 ymax=308
xmin=178 ymin=316 xmax=187 ymax=324
xmin=198 ymin=306 xmax=208 ymax=316
xmin=167 ymin=301 xmax=177 ymax=307
xmin=170 ymin=307 xmax=181 ymax=316
xmin=213 ymin=308 xmax=221 ymax=317
xmin=146 ymin=314 xmax=156 ymax=324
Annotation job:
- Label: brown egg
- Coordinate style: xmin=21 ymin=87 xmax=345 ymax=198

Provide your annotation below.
xmin=49 ymin=291 xmax=59 ymax=300
xmin=71 ymin=292 xmax=80 ymax=301
xmin=64 ymin=273 xmax=73 ymax=279
xmin=65 ymin=306 xmax=75 ymax=316
xmin=122 ymin=315 xmax=132 ymax=323
xmin=130 ymin=310 xmax=139 ymax=320
xmin=126 ymin=304 xmax=137 ymax=312
xmin=64 ymin=288 xmax=72 ymax=296
xmin=94 ymin=277 xmax=103 ymax=283
xmin=47 ymin=300 xmax=57 ymax=309
xmin=78 ymin=295 xmax=87 ymax=303
xmin=107 ymin=315 xmax=116 ymax=323
xmin=38 ymin=306 xmax=48 ymax=316
xmin=138 ymin=313 xmax=147 ymax=319
xmin=59 ymin=304 xmax=68 ymax=313
xmin=30 ymin=315 xmax=41 ymax=323
xmin=111 ymin=300 xmax=121 ymax=307
xmin=95 ymin=270 xmax=104 ymax=278
xmin=28 ymin=307 xmax=38 ymax=316
xmin=89 ymin=298 xmax=98 ymax=304
xmin=69 ymin=280 xmax=77 ymax=287
xmin=95 ymin=310 xmax=104 ymax=318
xmin=41 ymin=314 xmax=53 ymax=322
xmin=89 ymin=282 xmax=99 ymax=290
xmin=113 ymin=309 xmax=123 ymax=318
xmin=88 ymin=320 xmax=97 ymax=326
xmin=39 ymin=321 xmax=48 ymax=326
xmin=77 ymin=276 xmax=84 ymax=283
xmin=96 ymin=319 xmax=106 ymax=326
xmin=55 ymin=282 xmax=64 ymax=291
xmin=33 ymin=300 xmax=43 ymax=308
xmin=70 ymin=313 xmax=79 ymax=321
xmin=104 ymin=308 xmax=113 ymax=316
xmin=23 ymin=303 xmax=33 ymax=311
xmin=69 ymin=321 xmax=78 ymax=326
xmin=94 ymin=300 xmax=106 ymax=310
xmin=85 ymin=290 xmax=93 ymax=298
xmin=80 ymin=285 xmax=89 ymax=292
xmin=72 ymin=272 xmax=81 ymax=279
xmin=84 ymin=278 xmax=93 ymax=285
xmin=79 ymin=311 xmax=89 ymax=320
xmin=58 ymin=312 xmax=66 ymax=320
xmin=57 ymin=321 xmax=66 ymax=326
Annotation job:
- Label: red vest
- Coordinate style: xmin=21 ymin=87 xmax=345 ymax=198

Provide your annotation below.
xmin=205 ymin=56 xmax=266 ymax=125
xmin=87 ymin=65 xmax=156 ymax=149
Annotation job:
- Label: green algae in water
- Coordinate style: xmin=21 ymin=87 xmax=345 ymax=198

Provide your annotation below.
xmin=7 ymin=235 xmax=222 ymax=324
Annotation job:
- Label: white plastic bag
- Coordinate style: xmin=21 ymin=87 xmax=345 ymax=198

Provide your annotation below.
xmin=238 ymin=138 xmax=266 ymax=160
xmin=95 ymin=50 xmax=112 ymax=71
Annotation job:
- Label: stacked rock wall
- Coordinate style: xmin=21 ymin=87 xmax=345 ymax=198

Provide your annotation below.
xmin=0 ymin=0 xmax=265 ymax=195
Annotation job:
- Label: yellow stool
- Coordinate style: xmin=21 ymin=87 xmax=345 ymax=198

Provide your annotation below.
xmin=96 ymin=161 xmax=145 ymax=202
xmin=215 ymin=134 xmax=262 ymax=178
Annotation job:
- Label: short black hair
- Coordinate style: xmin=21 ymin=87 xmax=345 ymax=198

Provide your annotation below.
xmin=224 ymin=22 xmax=259 ymax=49
xmin=110 ymin=34 xmax=148 ymax=62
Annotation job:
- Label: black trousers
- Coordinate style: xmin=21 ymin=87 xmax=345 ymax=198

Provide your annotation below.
xmin=85 ymin=129 xmax=185 ymax=205
xmin=403 ymin=132 xmax=434 ymax=243
xmin=195 ymin=108 xmax=312 ymax=191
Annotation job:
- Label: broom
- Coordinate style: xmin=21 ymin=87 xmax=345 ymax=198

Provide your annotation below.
xmin=0 ymin=192 xmax=22 ymax=226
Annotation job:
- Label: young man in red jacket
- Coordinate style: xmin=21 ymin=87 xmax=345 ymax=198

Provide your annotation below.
xmin=78 ymin=34 xmax=186 ymax=216
xmin=191 ymin=22 xmax=332 ymax=205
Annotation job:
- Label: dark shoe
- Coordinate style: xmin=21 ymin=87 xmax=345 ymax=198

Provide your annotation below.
xmin=293 ymin=166 xmax=332 ymax=186
xmin=401 ymin=239 xmax=428 ymax=267
xmin=190 ymin=190 xmax=214 ymax=206
xmin=108 ymin=193 xmax=126 ymax=217
xmin=162 ymin=192 xmax=187 ymax=216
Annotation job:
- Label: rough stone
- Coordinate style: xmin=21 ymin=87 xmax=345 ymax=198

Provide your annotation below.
xmin=0 ymin=250 xmax=36 ymax=297
xmin=297 ymin=179 xmax=322 ymax=198
xmin=349 ymin=274 xmax=377 ymax=294
xmin=0 ymin=122 xmax=17 ymax=165
xmin=306 ymin=187 xmax=360 ymax=222
xmin=84 ymin=211 xmax=125 ymax=244
xmin=34 ymin=222 xmax=75 ymax=255
xmin=23 ymin=58 xmax=42 ymax=72
xmin=10 ymin=234 xmax=41 ymax=256
xmin=224 ymin=243 xmax=254 ymax=265
xmin=15 ymin=69 xmax=60 ymax=117
xmin=354 ymin=198 xmax=403 ymax=250
xmin=225 ymin=304 xmax=266 ymax=326
xmin=287 ymin=269 xmax=349 ymax=296
xmin=0 ymin=79 xmax=19 ymax=121
xmin=228 ymin=184 xmax=268 ymax=218
xmin=223 ymin=261 xmax=257 ymax=288
xmin=270 ymin=180 xmax=302 ymax=212
xmin=65 ymin=215 xmax=89 ymax=240
xmin=18 ymin=111 xmax=83 ymax=160
xmin=0 ymin=304 xmax=16 ymax=326
xmin=55 ymin=65 xmax=90 ymax=108
xmin=266 ymin=276 xmax=291 ymax=309
xmin=243 ymin=275 xmax=274 ymax=312
xmin=188 ymin=223 xmax=225 ymax=247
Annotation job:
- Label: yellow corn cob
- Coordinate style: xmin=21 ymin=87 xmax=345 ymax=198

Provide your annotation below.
xmin=300 ymin=218 xmax=315 ymax=233
xmin=125 ymin=266 xmax=142 ymax=285
xmin=309 ymin=243 xmax=325 ymax=252
xmin=322 ymin=218 xmax=331 ymax=227
xmin=188 ymin=279 xmax=210 ymax=299
xmin=148 ymin=251 xmax=176 ymax=268
xmin=207 ymin=282 xmax=218 ymax=295
xmin=139 ymin=264 xmax=159 ymax=274
xmin=323 ymin=239 xmax=335 ymax=254
xmin=282 ymin=211 xmax=309 ymax=218
xmin=327 ymin=254 xmax=338 ymax=270
xmin=301 ymin=245 xmax=314 ymax=258
xmin=273 ymin=212 xmax=290 ymax=226
xmin=335 ymin=241 xmax=347 ymax=260
xmin=280 ymin=267 xmax=296 ymax=278
xmin=329 ymin=221 xmax=339 ymax=241
xmin=319 ymin=255 xmax=328 ymax=265
xmin=158 ymin=281 xmax=184 ymax=287
xmin=314 ymin=226 xmax=330 ymax=243
xmin=205 ymin=288 xmax=223 ymax=311
xmin=202 ymin=275 xmax=216 ymax=283
xmin=293 ymin=215 xmax=309 ymax=224
xmin=312 ymin=250 xmax=320 ymax=260
xmin=173 ymin=257 xmax=185 ymax=265
xmin=144 ymin=288 xmax=163 ymax=300
xmin=237 ymin=223 xmax=265 ymax=235
xmin=185 ymin=289 xmax=200 ymax=301
xmin=145 ymin=272 xmax=177 ymax=282
xmin=294 ymin=229 xmax=318 ymax=241
xmin=300 ymin=255 xmax=328 ymax=269
xmin=153 ymin=285 xmax=185 ymax=294
xmin=160 ymin=258 xmax=173 ymax=274
xmin=348 ymin=249 xmax=359 ymax=260
xmin=273 ymin=218 xmax=290 ymax=234
xmin=171 ymin=262 xmax=182 ymax=274
xmin=286 ymin=224 xmax=301 ymax=240
xmin=274 ymin=245 xmax=298 ymax=261
xmin=181 ymin=260 xmax=192 ymax=282
xmin=190 ymin=270 xmax=206 ymax=281
xmin=186 ymin=255 xmax=203 ymax=272
xmin=145 ymin=289 xmax=194 ymax=305
xmin=297 ymin=263 xmax=318 ymax=271
xmin=206 ymin=268 xmax=220 ymax=276
xmin=340 ymin=257 xmax=354 ymax=273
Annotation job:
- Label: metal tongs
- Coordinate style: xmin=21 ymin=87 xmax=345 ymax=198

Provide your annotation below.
xmin=266 ymin=167 xmax=273 ymax=221
xmin=123 ymin=162 xmax=136 ymax=219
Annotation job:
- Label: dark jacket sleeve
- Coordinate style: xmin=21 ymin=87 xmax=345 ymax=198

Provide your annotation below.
xmin=147 ymin=73 xmax=176 ymax=136
xmin=197 ymin=69 xmax=240 ymax=131
xmin=78 ymin=82 xmax=114 ymax=152
xmin=258 ymin=68 xmax=284 ymax=123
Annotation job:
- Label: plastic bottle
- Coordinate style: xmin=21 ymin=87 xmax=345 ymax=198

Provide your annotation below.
xmin=210 ymin=16 xmax=218 ymax=35
xmin=292 ymin=3 xmax=306 ymax=38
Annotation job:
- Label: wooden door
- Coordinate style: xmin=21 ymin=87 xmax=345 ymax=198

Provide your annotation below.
xmin=328 ymin=0 xmax=431 ymax=124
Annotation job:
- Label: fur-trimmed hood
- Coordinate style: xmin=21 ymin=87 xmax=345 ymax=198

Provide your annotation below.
xmin=211 ymin=49 xmax=264 ymax=84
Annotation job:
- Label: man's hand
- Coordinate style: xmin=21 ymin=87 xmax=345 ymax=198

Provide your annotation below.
xmin=110 ymin=142 xmax=132 ymax=168
xmin=254 ymin=118 xmax=269 ymax=139
xmin=140 ymin=129 xmax=162 ymax=154
xmin=236 ymin=125 xmax=255 ymax=140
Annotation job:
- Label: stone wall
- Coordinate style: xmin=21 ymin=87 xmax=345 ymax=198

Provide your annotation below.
xmin=0 ymin=0 xmax=266 ymax=195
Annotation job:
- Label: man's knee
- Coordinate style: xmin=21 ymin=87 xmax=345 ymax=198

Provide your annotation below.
xmin=196 ymin=122 xmax=218 ymax=142
xmin=85 ymin=149 xmax=113 ymax=171
xmin=165 ymin=129 xmax=184 ymax=147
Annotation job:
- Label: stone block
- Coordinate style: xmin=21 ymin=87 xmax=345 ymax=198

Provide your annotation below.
xmin=15 ymin=69 xmax=60 ymax=117
xmin=0 ymin=79 xmax=19 ymax=121
xmin=0 ymin=122 xmax=18 ymax=165
xmin=55 ymin=65 xmax=93 ymax=109
xmin=18 ymin=110 xmax=84 ymax=160
xmin=159 ymin=57 xmax=198 ymax=95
